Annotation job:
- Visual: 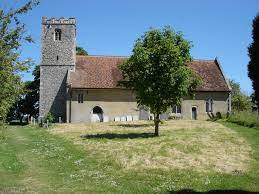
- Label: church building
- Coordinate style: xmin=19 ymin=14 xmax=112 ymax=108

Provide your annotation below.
xmin=39 ymin=17 xmax=232 ymax=123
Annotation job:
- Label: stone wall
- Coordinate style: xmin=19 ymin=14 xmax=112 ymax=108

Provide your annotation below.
xmin=39 ymin=17 xmax=76 ymax=121
xmin=181 ymin=92 xmax=230 ymax=120
xmin=68 ymin=89 xmax=230 ymax=123
xmin=68 ymin=89 xmax=139 ymax=122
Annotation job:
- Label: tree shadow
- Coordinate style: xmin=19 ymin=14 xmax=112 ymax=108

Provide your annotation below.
xmin=109 ymin=123 xmax=154 ymax=128
xmin=169 ymin=189 xmax=258 ymax=194
xmin=80 ymin=132 xmax=155 ymax=139
xmin=9 ymin=121 xmax=29 ymax=126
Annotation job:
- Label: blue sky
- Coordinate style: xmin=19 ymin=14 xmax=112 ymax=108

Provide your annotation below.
xmin=10 ymin=0 xmax=259 ymax=94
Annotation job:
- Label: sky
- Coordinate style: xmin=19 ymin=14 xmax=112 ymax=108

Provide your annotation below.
xmin=4 ymin=0 xmax=259 ymax=94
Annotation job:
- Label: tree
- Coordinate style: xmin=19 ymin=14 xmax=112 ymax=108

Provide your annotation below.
xmin=229 ymin=79 xmax=252 ymax=111
xmin=119 ymin=27 xmax=201 ymax=136
xmin=0 ymin=0 xmax=39 ymax=121
xmin=76 ymin=46 xmax=88 ymax=56
xmin=7 ymin=65 xmax=40 ymax=123
xmin=248 ymin=13 xmax=259 ymax=107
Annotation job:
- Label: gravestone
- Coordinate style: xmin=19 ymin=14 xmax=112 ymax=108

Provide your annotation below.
xmin=103 ymin=116 xmax=109 ymax=122
xmin=126 ymin=115 xmax=132 ymax=121
xmin=114 ymin=117 xmax=120 ymax=122
xmin=120 ymin=116 xmax=126 ymax=122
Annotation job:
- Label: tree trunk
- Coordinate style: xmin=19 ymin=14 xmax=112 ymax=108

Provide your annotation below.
xmin=19 ymin=115 xmax=23 ymax=124
xmin=154 ymin=113 xmax=160 ymax=136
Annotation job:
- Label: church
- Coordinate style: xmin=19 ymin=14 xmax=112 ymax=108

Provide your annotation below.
xmin=39 ymin=17 xmax=232 ymax=123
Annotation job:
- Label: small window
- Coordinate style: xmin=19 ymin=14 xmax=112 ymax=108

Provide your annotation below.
xmin=206 ymin=98 xmax=213 ymax=112
xmin=172 ymin=105 xmax=181 ymax=114
xmin=54 ymin=29 xmax=62 ymax=41
xmin=56 ymin=56 xmax=59 ymax=61
xmin=78 ymin=93 xmax=84 ymax=103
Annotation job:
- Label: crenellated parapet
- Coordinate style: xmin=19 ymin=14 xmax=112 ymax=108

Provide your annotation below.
xmin=42 ymin=17 xmax=76 ymax=25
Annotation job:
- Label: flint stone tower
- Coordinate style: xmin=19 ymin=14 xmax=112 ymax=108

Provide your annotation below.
xmin=39 ymin=17 xmax=76 ymax=122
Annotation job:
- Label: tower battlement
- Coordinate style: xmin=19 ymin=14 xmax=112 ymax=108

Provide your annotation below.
xmin=40 ymin=17 xmax=76 ymax=122
xmin=42 ymin=17 xmax=76 ymax=25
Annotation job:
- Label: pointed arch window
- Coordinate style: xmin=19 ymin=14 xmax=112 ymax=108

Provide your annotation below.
xmin=54 ymin=29 xmax=62 ymax=41
xmin=206 ymin=98 xmax=213 ymax=113
xmin=172 ymin=105 xmax=181 ymax=114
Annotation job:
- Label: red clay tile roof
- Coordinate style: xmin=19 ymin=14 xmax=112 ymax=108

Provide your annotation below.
xmin=70 ymin=55 xmax=230 ymax=91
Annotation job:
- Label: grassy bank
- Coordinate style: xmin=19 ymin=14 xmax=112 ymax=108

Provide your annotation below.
xmin=227 ymin=111 xmax=259 ymax=129
xmin=0 ymin=120 xmax=258 ymax=193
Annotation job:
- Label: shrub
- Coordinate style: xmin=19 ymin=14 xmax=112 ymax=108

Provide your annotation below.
xmin=0 ymin=119 xmax=7 ymax=140
xmin=43 ymin=112 xmax=55 ymax=123
xmin=227 ymin=111 xmax=259 ymax=129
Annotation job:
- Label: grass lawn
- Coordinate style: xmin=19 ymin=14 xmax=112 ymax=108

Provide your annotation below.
xmin=0 ymin=120 xmax=258 ymax=193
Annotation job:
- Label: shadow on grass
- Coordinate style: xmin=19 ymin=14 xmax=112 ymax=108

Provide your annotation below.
xmin=80 ymin=132 xmax=155 ymax=139
xmin=169 ymin=189 xmax=257 ymax=194
xmin=9 ymin=121 xmax=28 ymax=126
xmin=110 ymin=123 xmax=154 ymax=128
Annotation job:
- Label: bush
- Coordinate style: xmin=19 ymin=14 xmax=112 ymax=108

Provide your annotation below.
xmin=227 ymin=111 xmax=259 ymax=129
xmin=43 ymin=112 xmax=55 ymax=123
xmin=0 ymin=119 xmax=7 ymax=140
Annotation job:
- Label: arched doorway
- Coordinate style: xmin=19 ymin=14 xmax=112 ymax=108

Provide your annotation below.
xmin=92 ymin=106 xmax=103 ymax=122
xmin=192 ymin=107 xmax=197 ymax=120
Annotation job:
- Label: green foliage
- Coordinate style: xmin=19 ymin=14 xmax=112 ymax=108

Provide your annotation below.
xmin=248 ymin=13 xmax=259 ymax=107
xmin=227 ymin=111 xmax=259 ymax=129
xmin=0 ymin=119 xmax=7 ymax=140
xmin=0 ymin=0 xmax=39 ymax=120
xmin=7 ymin=65 xmax=40 ymax=122
xmin=76 ymin=46 xmax=88 ymax=56
xmin=229 ymin=79 xmax=252 ymax=111
xmin=43 ymin=112 xmax=55 ymax=123
xmin=119 ymin=26 xmax=201 ymax=135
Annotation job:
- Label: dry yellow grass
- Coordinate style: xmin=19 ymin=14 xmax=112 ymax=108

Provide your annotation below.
xmin=50 ymin=120 xmax=252 ymax=174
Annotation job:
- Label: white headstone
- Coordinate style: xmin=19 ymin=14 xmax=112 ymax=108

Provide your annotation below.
xmin=126 ymin=115 xmax=132 ymax=121
xmin=120 ymin=116 xmax=126 ymax=122
xmin=59 ymin=117 xmax=62 ymax=123
xmin=114 ymin=116 xmax=120 ymax=122
xmin=91 ymin=114 xmax=99 ymax=122
xmin=103 ymin=116 xmax=109 ymax=122
xmin=133 ymin=115 xmax=139 ymax=121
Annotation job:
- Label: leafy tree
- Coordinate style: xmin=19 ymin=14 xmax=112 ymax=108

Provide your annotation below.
xmin=119 ymin=27 xmax=201 ymax=136
xmin=229 ymin=79 xmax=252 ymax=111
xmin=0 ymin=0 xmax=39 ymax=121
xmin=248 ymin=13 xmax=259 ymax=106
xmin=7 ymin=65 xmax=40 ymax=123
xmin=76 ymin=46 xmax=88 ymax=56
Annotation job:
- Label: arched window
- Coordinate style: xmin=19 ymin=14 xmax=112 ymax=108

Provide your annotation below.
xmin=54 ymin=29 xmax=61 ymax=41
xmin=206 ymin=98 xmax=213 ymax=113
xmin=172 ymin=105 xmax=181 ymax=114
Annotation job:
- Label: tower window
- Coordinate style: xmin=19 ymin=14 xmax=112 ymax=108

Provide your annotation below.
xmin=206 ymin=98 xmax=213 ymax=112
xmin=54 ymin=29 xmax=62 ymax=41
xmin=56 ymin=56 xmax=59 ymax=61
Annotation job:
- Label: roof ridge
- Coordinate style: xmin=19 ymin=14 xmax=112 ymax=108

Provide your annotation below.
xmin=192 ymin=59 xmax=215 ymax=62
xmin=76 ymin=55 xmax=215 ymax=61
xmin=76 ymin=55 xmax=128 ymax=58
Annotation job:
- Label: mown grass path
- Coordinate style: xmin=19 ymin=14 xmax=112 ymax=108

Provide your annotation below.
xmin=0 ymin=121 xmax=258 ymax=193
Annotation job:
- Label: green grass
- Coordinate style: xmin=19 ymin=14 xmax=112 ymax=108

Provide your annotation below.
xmin=0 ymin=120 xmax=258 ymax=193
xmin=227 ymin=111 xmax=259 ymax=129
